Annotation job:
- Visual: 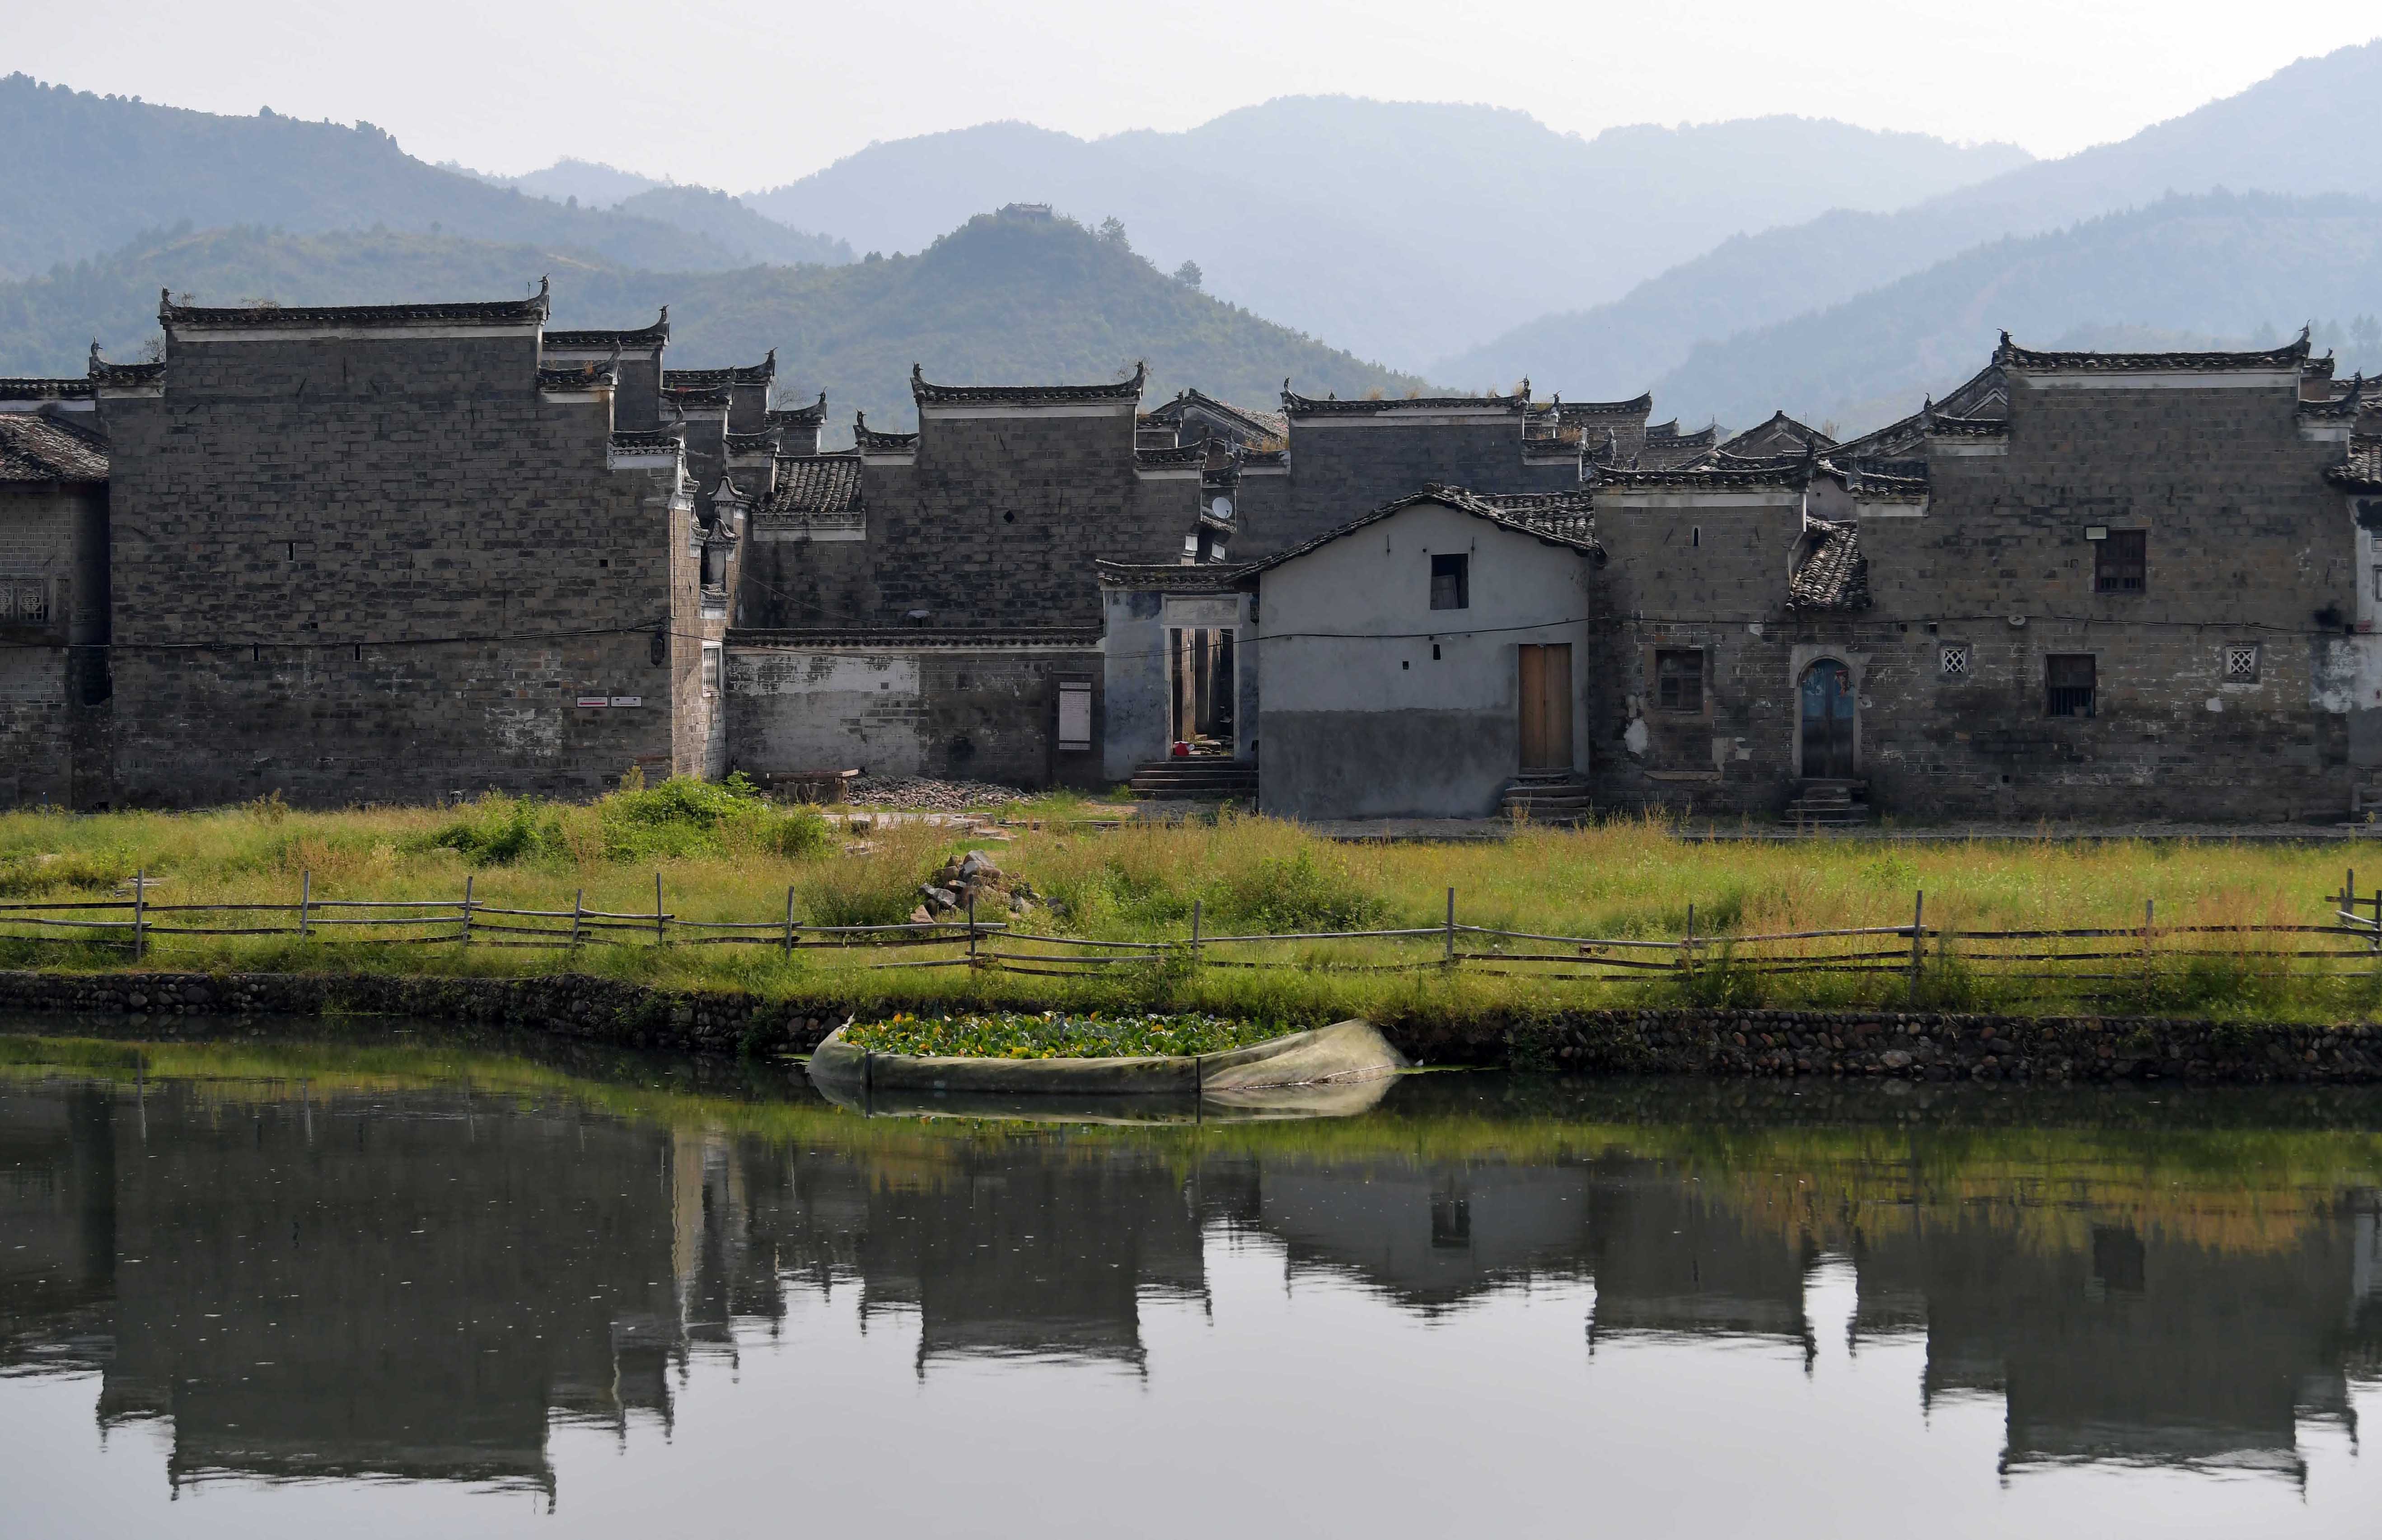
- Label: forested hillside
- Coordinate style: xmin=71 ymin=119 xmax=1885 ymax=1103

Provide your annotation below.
xmin=0 ymin=210 xmax=1424 ymax=439
xmin=0 ymin=75 xmax=844 ymax=280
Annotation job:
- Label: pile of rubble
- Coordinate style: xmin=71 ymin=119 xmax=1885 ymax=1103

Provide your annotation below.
xmin=908 ymin=850 xmax=1048 ymax=924
xmin=847 ymin=775 xmax=1029 ymax=811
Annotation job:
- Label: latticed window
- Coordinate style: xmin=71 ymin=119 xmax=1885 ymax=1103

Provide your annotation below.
xmin=0 ymin=579 xmax=47 ymax=624
xmin=1655 ymin=649 xmax=1703 ymax=712
xmin=701 ymin=643 xmax=722 ymax=696
xmin=2094 ymin=530 xmax=2146 ymax=593
xmin=2046 ymin=653 xmax=2097 ymax=718
xmin=1939 ymin=643 xmax=1972 ymax=678
xmin=2225 ymin=644 xmax=2260 ymax=683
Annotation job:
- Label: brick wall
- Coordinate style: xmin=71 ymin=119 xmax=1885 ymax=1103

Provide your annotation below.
xmin=101 ymin=331 xmax=681 ymax=807
xmin=726 ymin=636 xmax=1104 ymax=789
xmin=1588 ymin=378 xmax=2362 ymax=822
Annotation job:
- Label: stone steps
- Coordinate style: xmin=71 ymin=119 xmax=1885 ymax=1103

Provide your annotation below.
xmin=1780 ymin=779 xmax=1872 ymax=827
xmin=1502 ymin=775 xmax=1592 ymax=823
xmin=1130 ymin=759 xmax=1258 ymax=799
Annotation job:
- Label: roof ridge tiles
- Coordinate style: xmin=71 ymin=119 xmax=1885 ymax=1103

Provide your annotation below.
xmin=767 ymin=393 xmax=828 ymax=427
xmin=545 ymin=308 xmax=670 ymax=350
xmin=1281 ymin=386 xmax=1528 ymax=416
xmin=1994 ymin=325 xmax=2313 ymax=373
xmin=911 ymin=361 xmax=1146 ymax=406
xmin=160 ymin=278 xmax=551 ymax=331
xmin=0 ymin=377 xmax=95 ymax=401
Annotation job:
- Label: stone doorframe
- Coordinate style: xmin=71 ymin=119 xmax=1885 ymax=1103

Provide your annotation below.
xmin=1786 ymin=644 xmax=1868 ymax=779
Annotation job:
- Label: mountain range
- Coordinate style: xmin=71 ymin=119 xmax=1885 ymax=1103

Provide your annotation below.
xmin=0 ymin=211 xmax=1423 ymax=441
xmin=5 ymin=42 xmax=2381 ymax=446
xmin=1441 ymin=41 xmax=2382 ymax=413
xmin=744 ymin=102 xmax=2031 ymax=369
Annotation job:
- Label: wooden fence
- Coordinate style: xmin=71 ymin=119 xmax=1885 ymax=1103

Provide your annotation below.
xmin=6 ymin=867 xmax=2382 ymax=997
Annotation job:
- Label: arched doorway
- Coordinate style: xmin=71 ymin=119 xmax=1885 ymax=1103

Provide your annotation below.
xmin=1799 ymin=659 xmax=1856 ymax=779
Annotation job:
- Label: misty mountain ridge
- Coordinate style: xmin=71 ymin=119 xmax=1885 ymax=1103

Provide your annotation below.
xmin=458 ymin=157 xmax=669 ymax=208
xmin=0 ymin=76 xmax=847 ymax=282
xmin=1646 ymin=191 xmax=2382 ymax=435
xmin=0 ymin=209 xmax=1423 ymax=443
xmin=743 ymin=97 xmax=2031 ymax=369
xmin=1441 ymin=39 xmax=2382 ymax=399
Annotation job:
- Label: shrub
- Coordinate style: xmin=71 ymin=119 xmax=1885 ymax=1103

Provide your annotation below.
xmin=797 ymin=821 xmax=943 ymax=927
xmin=415 ymin=793 xmax=565 ymax=867
xmin=598 ymin=773 xmax=828 ymax=863
xmin=1208 ymin=846 xmax=1381 ymax=933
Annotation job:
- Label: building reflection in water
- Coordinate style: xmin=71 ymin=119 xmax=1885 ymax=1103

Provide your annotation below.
xmin=5 ymin=1070 xmax=2382 ymax=1495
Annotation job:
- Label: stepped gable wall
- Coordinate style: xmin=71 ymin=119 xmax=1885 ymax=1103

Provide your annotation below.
xmin=1588 ymin=336 xmax=2365 ymax=825
xmin=101 ymin=294 xmax=688 ymax=807
xmin=853 ymin=367 xmax=1184 ymax=630
xmin=1849 ymin=340 xmax=2359 ymax=822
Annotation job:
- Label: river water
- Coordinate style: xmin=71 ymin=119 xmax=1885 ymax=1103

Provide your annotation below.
xmin=6 ymin=1026 xmax=2382 ymax=1536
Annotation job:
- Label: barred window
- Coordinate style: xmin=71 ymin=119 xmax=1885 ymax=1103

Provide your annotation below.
xmin=0 ymin=579 xmax=47 ymax=625
xmin=2093 ymin=530 xmax=2146 ymax=593
xmin=1939 ymin=643 xmax=1972 ymax=678
xmin=2046 ymin=653 xmax=2097 ymax=718
xmin=1655 ymin=649 xmax=1703 ymax=713
xmin=2225 ymin=643 xmax=2260 ymax=683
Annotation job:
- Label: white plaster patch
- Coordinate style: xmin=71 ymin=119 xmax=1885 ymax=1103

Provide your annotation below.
xmin=1624 ymin=719 xmax=1649 ymax=757
xmin=488 ymin=705 xmax=561 ymax=758
xmin=2205 ymin=696 xmax=2224 ymax=713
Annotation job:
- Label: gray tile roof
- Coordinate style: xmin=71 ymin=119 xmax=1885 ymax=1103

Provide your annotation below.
xmin=0 ymin=414 xmax=107 ymax=483
xmin=2328 ymin=437 xmax=2382 ymax=493
xmin=665 ymin=353 xmax=776 ymax=388
xmin=852 ymin=413 xmax=917 ymax=453
xmin=1788 ymin=521 xmax=1870 ymax=611
xmin=1282 ymin=387 xmax=1528 ymax=417
xmin=766 ymin=455 xmax=864 ymax=513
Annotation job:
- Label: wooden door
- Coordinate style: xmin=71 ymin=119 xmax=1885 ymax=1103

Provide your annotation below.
xmin=1518 ymin=644 xmax=1574 ymax=771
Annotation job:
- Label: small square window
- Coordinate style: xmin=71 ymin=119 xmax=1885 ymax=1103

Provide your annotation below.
xmin=1655 ymin=649 xmax=1703 ymax=713
xmin=2046 ymin=653 xmax=2097 ymax=718
xmin=1429 ymin=553 xmax=1469 ymax=610
xmin=1939 ymin=643 xmax=1972 ymax=678
xmin=2224 ymin=644 xmax=2260 ymax=683
xmin=2094 ymin=529 xmax=2146 ymax=593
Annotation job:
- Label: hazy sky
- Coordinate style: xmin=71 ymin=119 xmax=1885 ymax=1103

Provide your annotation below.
xmin=10 ymin=2 xmax=2377 ymax=192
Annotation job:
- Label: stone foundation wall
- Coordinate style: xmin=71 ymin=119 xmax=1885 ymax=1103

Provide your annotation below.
xmin=7 ymin=970 xmax=2381 ymax=1085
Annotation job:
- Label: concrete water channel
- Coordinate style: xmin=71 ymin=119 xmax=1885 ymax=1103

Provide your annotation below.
xmin=5 ymin=1018 xmax=2382 ymax=1536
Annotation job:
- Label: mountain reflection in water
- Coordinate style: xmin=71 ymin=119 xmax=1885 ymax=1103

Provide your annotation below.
xmin=5 ymin=1033 xmax=2382 ymax=1531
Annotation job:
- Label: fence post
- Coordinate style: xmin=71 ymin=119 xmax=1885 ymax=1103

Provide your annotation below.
xmin=1907 ymin=891 xmax=1924 ymax=1005
xmin=2143 ymin=898 xmax=2154 ymax=986
xmin=299 ymin=869 xmax=310 ymax=940
xmin=655 ymin=872 xmax=665 ymax=947
xmin=571 ymin=888 xmax=584 ymax=950
xmin=462 ymin=875 xmax=473 ymax=947
xmin=1684 ymin=902 xmax=1694 ymax=978
xmin=1445 ymin=888 xmax=1455 ymax=967
xmin=968 ymin=888 xmax=978 ymax=966
xmin=131 ymin=869 xmax=145 ymax=962
xmin=1191 ymin=899 xmax=1202 ymax=969
xmin=784 ymin=886 xmax=796 ymax=957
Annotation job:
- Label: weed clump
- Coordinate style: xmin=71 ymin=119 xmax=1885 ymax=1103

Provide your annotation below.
xmin=599 ymin=774 xmax=830 ymax=863
xmin=417 ymin=794 xmax=566 ymax=867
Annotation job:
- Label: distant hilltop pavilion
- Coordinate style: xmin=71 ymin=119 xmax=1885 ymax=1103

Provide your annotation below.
xmin=0 ymin=281 xmax=2375 ymax=824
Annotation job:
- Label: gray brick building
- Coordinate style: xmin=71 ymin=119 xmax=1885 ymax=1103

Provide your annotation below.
xmin=8 ymin=276 xmax=2378 ymax=823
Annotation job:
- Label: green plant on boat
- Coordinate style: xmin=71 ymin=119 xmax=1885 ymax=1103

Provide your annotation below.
xmin=845 ymin=1010 xmax=1291 ymax=1059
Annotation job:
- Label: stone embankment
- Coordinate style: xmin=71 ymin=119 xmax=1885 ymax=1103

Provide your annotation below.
xmin=1 ymin=971 xmax=2378 ymax=1083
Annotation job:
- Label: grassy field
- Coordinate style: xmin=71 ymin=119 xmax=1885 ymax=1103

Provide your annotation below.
xmin=0 ymin=779 xmax=2374 ymax=1024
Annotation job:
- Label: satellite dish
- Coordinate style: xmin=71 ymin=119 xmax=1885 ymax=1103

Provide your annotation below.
xmin=1209 ymin=495 xmax=1235 ymax=521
